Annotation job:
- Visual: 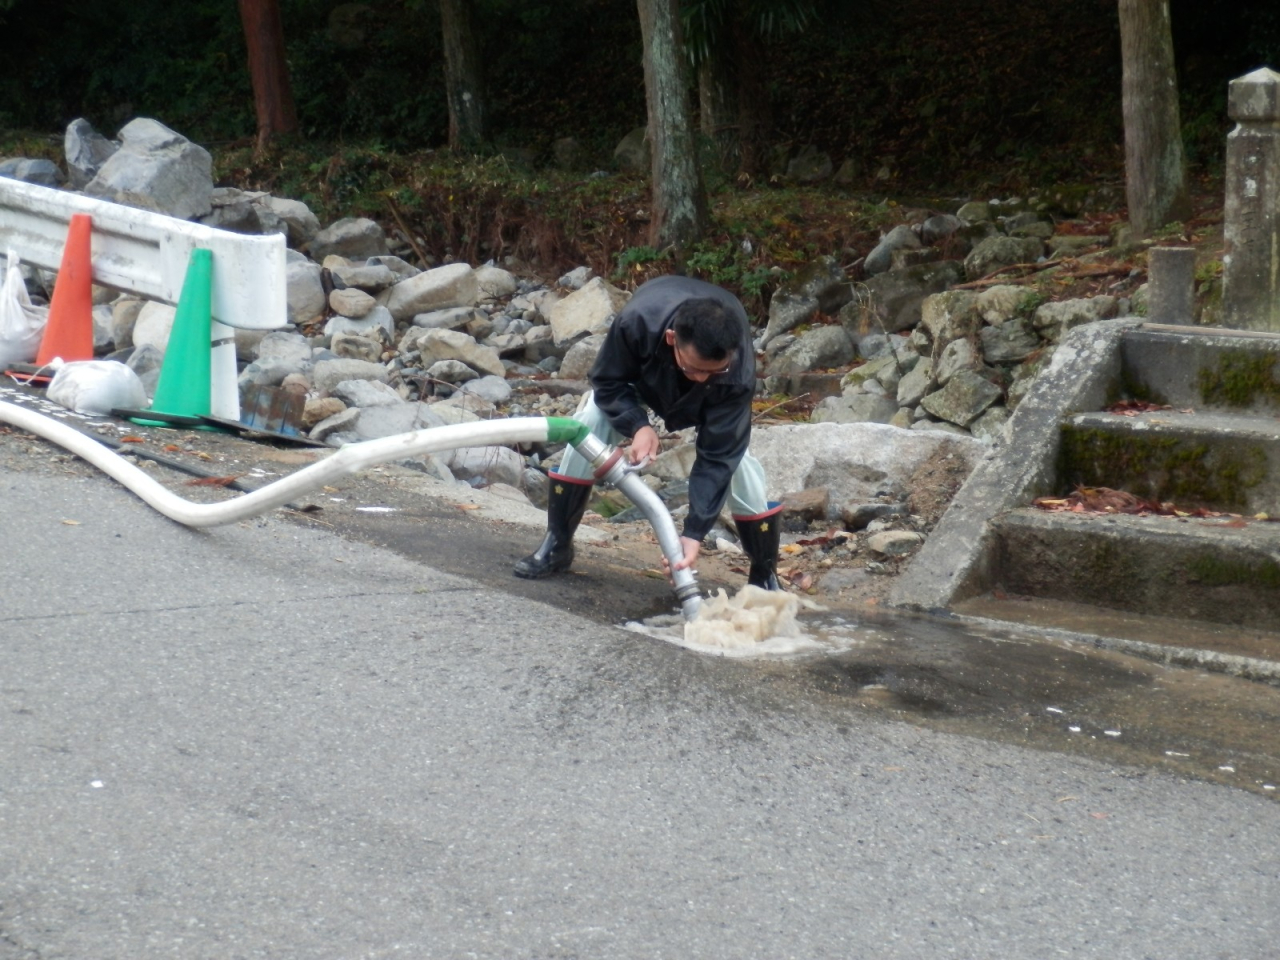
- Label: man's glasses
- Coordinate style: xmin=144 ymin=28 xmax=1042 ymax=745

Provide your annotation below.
xmin=672 ymin=341 xmax=732 ymax=380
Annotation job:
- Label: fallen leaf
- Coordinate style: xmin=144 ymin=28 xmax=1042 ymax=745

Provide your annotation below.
xmin=194 ymin=452 xmax=213 ymax=461
xmin=456 ymin=503 xmax=480 ymax=510
xmin=186 ymin=476 xmax=241 ymax=487
xmin=163 ymin=444 xmax=180 ymax=452
xmin=61 ymin=519 xmax=80 ymax=525
xmin=781 ymin=543 xmax=805 ymax=555
xmin=1089 ymin=812 xmax=1110 ymax=819
xmin=120 ymin=436 xmax=145 ymax=443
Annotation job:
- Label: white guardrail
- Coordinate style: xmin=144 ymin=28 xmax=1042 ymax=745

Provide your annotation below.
xmin=0 ymin=178 xmax=287 ymax=331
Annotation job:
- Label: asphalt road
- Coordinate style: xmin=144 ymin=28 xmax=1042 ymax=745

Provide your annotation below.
xmin=2 ymin=459 xmax=1279 ymax=960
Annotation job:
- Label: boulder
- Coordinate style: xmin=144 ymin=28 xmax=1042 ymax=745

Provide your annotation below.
xmin=838 ymin=260 xmax=965 ymax=336
xmin=385 ymin=263 xmax=478 ymax=322
xmin=311 ymin=357 xmax=390 ymax=395
xmin=864 ymin=224 xmax=922 ymax=276
xmin=768 ymin=325 xmax=855 ymax=377
xmin=83 ymin=118 xmax=213 ymax=220
xmin=549 ymin=277 xmax=629 ymax=345
xmin=326 ymin=305 xmax=393 ymax=343
xmin=286 ymin=258 xmax=327 ymax=326
xmin=810 ymin=393 xmax=898 ymax=424
xmin=475 ymin=264 xmax=519 ymax=299
xmin=326 ymin=259 xmax=397 ymax=291
xmin=559 ymin=333 xmax=607 ymax=380
xmin=265 ymin=196 xmax=322 ymax=248
xmin=614 ymin=127 xmax=650 ymax=173
xmin=963 ymin=235 xmax=1044 ymax=282
xmin=330 ymin=378 xmax=403 ymax=408
xmin=309 ymin=217 xmax=389 ymax=262
xmin=919 ymin=290 xmax=981 ymax=346
xmin=920 ymin=368 xmax=1002 ymax=427
xmin=446 ymin=445 xmax=525 ymax=487
xmin=64 ymin=118 xmax=118 ymax=189
xmin=131 ymin=301 xmax=177 ymax=355
xmin=979 ymin=319 xmax=1041 ymax=364
xmin=409 ymin=328 xmax=505 ymax=378
xmin=425 ymin=359 xmax=479 ymax=384
xmin=1032 ymin=296 xmax=1118 ymax=341
xmin=0 ymin=158 xmax=63 ymax=187
xmin=329 ymin=287 xmax=377 ymax=318
xmin=752 ymin=422 xmax=983 ymax=516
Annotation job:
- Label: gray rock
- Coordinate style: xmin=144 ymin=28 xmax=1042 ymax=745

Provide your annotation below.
xmin=559 ymin=333 xmax=607 ymax=380
xmin=459 ymin=374 xmax=513 ymax=404
xmin=787 ymin=145 xmax=833 ymax=183
xmin=255 ymin=330 xmax=314 ymax=366
xmin=523 ymin=325 xmax=565 ymax=363
xmin=767 ymin=325 xmax=855 ymax=376
xmin=326 ymin=305 xmax=394 ymax=343
xmin=549 ymin=277 xmax=628 ymax=345
xmin=964 ymin=235 xmax=1045 ymax=282
xmin=330 ymin=379 xmax=404 ymax=408
xmin=331 ymin=331 xmax=384 ymax=362
xmin=310 ymin=406 xmax=361 ymax=443
xmin=1032 ymin=296 xmax=1118 ymax=341
xmin=867 ymin=530 xmax=924 ymax=557
xmin=83 ymin=118 xmax=213 ymax=220
xmin=486 ymin=333 xmax=527 ymax=358
xmin=264 ymin=196 xmax=321 ymax=248
xmin=969 ymin=404 xmax=1011 ymax=442
xmin=353 ymin=401 xmax=446 ymax=441
xmin=327 ymin=260 xmax=397 ymax=292
xmin=864 ymin=224 xmax=922 ymax=276
xmin=446 ymin=445 xmax=525 ymax=487
xmin=310 ymin=217 xmax=389 ymax=262
xmin=838 ymin=260 xmax=965 ymax=336
xmin=979 ymin=319 xmax=1042 ymax=364
xmin=411 ymin=306 xmax=486 ymax=332
xmin=366 ymin=255 xmax=421 ymax=282
xmin=758 ymin=292 xmax=819 ymax=348
xmin=976 ymin=284 xmax=1036 ymax=324
xmin=896 ymin=358 xmax=935 ymax=407
xmin=613 ymin=126 xmax=650 ymax=173
xmin=810 ymin=393 xmax=899 ymax=424
xmin=557 ymin=266 xmax=594 ymax=290
xmin=425 ymin=359 xmax=479 ymax=384
xmin=404 ymin=328 xmax=504 ymax=378
xmin=921 ymin=214 xmax=963 ymax=246
xmin=329 ymin=287 xmax=377 ymax=318
xmin=475 ymin=264 xmax=519 ymax=299
xmin=919 ymin=290 xmax=982 ymax=346
xmin=312 ymin=357 xmax=390 ymax=395
xmin=64 ymin=118 xmax=118 ymax=189
xmin=385 ymin=263 xmax=478 ymax=322
xmin=955 ymin=201 xmax=992 ymax=223
xmin=286 ymin=259 xmax=326 ymax=326
xmin=0 ymin=158 xmax=63 ymax=187
xmin=935 ymin=338 xmax=981 ymax=386
xmin=920 ymin=369 xmax=1002 ymax=426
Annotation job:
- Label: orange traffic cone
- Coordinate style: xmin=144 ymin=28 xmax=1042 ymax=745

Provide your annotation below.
xmin=35 ymin=213 xmax=95 ymax=367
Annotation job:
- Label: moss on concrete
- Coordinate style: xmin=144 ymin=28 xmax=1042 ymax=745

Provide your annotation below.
xmin=1186 ymin=553 xmax=1280 ymax=589
xmin=1197 ymin=351 xmax=1280 ymax=409
xmin=1060 ymin=426 xmax=1267 ymax=510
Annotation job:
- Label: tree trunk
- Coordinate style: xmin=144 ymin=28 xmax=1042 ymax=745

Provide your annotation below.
xmin=637 ymin=0 xmax=708 ymax=252
xmin=440 ymin=0 xmax=487 ymax=153
xmin=1119 ymin=0 xmax=1191 ymax=237
xmin=698 ymin=52 xmax=738 ymax=176
xmin=237 ymin=0 xmax=298 ymax=155
xmin=731 ymin=15 xmax=772 ymax=180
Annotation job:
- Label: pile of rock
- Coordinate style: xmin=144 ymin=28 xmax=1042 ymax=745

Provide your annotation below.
xmin=758 ymin=198 xmax=1137 ymax=441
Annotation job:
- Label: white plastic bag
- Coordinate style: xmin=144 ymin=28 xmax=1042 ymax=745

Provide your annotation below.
xmin=0 ymin=249 xmax=48 ymax=365
xmin=47 ymin=360 xmax=148 ymax=416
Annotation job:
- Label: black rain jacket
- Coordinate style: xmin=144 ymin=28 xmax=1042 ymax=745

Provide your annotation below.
xmin=587 ymin=275 xmax=755 ymax=542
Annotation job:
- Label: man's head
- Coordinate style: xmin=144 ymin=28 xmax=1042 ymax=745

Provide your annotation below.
xmin=664 ymin=298 xmax=741 ymax=381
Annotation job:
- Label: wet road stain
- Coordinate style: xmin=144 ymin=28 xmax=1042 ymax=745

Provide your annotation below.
xmin=299 ymin=496 xmax=1280 ymax=801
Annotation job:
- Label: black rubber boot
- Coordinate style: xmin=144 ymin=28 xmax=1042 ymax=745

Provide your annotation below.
xmin=734 ymin=505 xmax=783 ymax=590
xmin=513 ymin=477 xmax=594 ymax=579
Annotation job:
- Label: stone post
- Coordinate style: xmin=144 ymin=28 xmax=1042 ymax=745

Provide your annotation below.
xmin=1222 ymin=67 xmax=1280 ymax=331
xmin=1146 ymin=246 xmax=1196 ymax=324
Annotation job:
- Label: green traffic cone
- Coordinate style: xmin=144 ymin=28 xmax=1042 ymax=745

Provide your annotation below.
xmin=129 ymin=248 xmax=214 ymax=429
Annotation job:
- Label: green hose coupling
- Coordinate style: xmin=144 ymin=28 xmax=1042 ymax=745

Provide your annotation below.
xmin=545 ymin=417 xmax=591 ymax=446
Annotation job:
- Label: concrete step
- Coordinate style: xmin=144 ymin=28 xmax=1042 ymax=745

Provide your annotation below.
xmin=1060 ymin=409 xmax=1280 ymax=515
xmin=987 ymin=507 xmax=1280 ymax=631
xmin=1121 ymin=325 xmax=1280 ymax=416
xmin=952 ymin=594 xmax=1280 ymax=676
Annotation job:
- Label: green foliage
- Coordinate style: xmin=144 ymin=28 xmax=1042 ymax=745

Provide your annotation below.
xmin=613 ymin=245 xmax=666 ymax=281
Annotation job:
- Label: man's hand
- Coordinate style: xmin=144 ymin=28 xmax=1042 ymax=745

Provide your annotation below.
xmin=660 ymin=536 xmax=702 ymax=582
xmin=628 ymin=425 xmax=660 ymax=465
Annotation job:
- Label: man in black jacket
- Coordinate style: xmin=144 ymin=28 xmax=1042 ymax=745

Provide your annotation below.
xmin=513 ymin=274 xmax=782 ymax=589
